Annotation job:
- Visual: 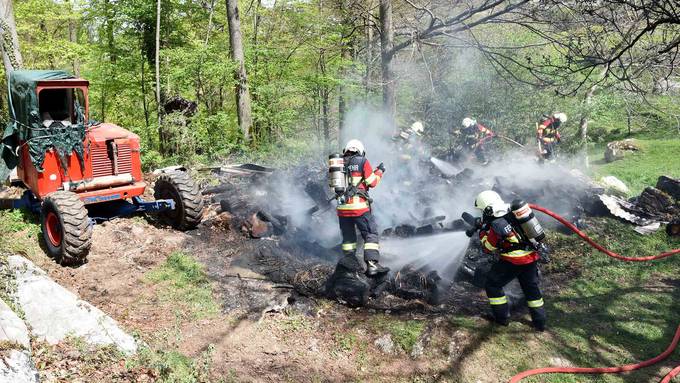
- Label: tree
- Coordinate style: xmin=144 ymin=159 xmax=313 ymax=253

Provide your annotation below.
xmin=226 ymin=0 xmax=253 ymax=141
xmin=155 ymin=0 xmax=163 ymax=152
xmin=379 ymin=0 xmax=395 ymax=127
xmin=375 ymin=0 xmax=530 ymax=127
xmin=0 ymin=0 xmax=23 ymax=75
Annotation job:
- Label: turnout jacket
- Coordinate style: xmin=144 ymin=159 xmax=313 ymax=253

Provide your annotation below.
xmin=463 ymin=123 xmax=494 ymax=148
xmin=479 ymin=217 xmax=539 ymax=265
xmin=336 ymin=155 xmax=383 ymax=217
xmin=537 ymin=117 xmax=561 ymax=143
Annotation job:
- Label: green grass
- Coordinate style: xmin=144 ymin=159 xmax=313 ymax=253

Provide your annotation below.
xmin=589 ymin=138 xmax=680 ymax=195
xmin=146 ymin=252 xmax=220 ymax=320
xmin=0 ymin=209 xmax=42 ymax=260
xmin=367 ymin=315 xmax=426 ymax=354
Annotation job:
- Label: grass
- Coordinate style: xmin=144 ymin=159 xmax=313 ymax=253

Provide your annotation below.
xmin=588 ymin=138 xmax=680 ymax=195
xmin=367 ymin=315 xmax=426 ymax=354
xmin=0 ymin=209 xmax=43 ymax=261
xmin=146 ymin=251 xmax=220 ymax=320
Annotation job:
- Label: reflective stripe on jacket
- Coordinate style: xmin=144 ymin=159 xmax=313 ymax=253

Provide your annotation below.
xmin=479 ymin=224 xmax=538 ymax=265
xmin=337 ymin=156 xmax=383 ymax=217
xmin=537 ymin=118 xmax=560 ymax=143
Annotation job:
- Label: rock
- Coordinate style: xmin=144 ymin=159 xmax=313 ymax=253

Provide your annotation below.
xmin=7 ymin=255 xmax=138 ymax=355
xmin=549 ymin=357 xmax=573 ymax=367
xmin=599 ymin=176 xmax=629 ymax=196
xmin=656 ymin=176 xmax=680 ymax=200
xmin=374 ymin=334 xmax=394 ymax=354
xmin=0 ymin=350 xmax=39 ymax=383
xmin=410 ymin=339 xmax=424 ymax=358
xmin=604 ymin=139 xmax=640 ymax=163
xmin=0 ymin=299 xmax=30 ymax=349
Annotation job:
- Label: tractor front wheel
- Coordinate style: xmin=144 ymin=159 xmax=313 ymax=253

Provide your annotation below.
xmin=41 ymin=191 xmax=92 ymax=265
xmin=153 ymin=171 xmax=204 ymax=230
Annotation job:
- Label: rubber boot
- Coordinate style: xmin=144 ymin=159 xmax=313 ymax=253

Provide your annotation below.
xmin=490 ymin=303 xmax=510 ymax=326
xmin=529 ymin=307 xmax=546 ymax=331
xmin=365 ymin=260 xmax=389 ymax=277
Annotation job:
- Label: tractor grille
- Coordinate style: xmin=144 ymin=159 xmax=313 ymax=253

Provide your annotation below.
xmin=90 ymin=144 xmax=133 ymax=178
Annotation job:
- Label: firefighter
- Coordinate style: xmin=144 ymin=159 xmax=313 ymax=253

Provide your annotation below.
xmin=471 ymin=190 xmax=546 ymax=331
xmin=394 ymin=121 xmax=426 ymax=162
xmin=337 ymin=139 xmax=389 ymax=277
xmin=460 ymin=118 xmax=494 ymax=165
xmin=537 ymin=112 xmax=567 ymax=161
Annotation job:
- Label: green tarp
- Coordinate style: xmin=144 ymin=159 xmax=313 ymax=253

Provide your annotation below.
xmin=1 ymin=70 xmax=86 ymax=181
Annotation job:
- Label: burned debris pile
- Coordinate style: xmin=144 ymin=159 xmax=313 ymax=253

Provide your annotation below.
xmin=199 ymin=159 xmax=618 ymax=310
xmin=600 ymin=175 xmax=680 ymax=235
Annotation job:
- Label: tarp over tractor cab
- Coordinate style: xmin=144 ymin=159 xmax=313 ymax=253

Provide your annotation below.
xmin=1 ymin=70 xmax=88 ymax=181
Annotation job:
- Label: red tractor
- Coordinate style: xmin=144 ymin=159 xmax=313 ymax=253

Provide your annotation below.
xmin=0 ymin=70 xmax=204 ymax=264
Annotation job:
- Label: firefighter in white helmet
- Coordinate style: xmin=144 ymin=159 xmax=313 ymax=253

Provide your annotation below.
xmin=336 ymin=139 xmax=389 ymax=277
xmin=465 ymin=190 xmax=547 ymax=331
xmin=537 ymin=112 xmax=567 ymax=161
xmin=394 ymin=121 xmax=426 ymax=162
xmin=459 ymin=117 xmax=494 ymax=165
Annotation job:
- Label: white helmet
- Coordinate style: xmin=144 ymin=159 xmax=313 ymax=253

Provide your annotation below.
xmin=474 ymin=190 xmax=509 ymax=217
xmin=462 ymin=117 xmax=476 ymax=128
xmin=553 ymin=112 xmax=567 ymax=123
xmin=343 ymin=139 xmax=365 ymax=155
xmin=410 ymin=121 xmax=424 ymax=135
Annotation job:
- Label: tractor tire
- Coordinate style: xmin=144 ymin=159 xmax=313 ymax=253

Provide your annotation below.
xmin=153 ymin=171 xmax=204 ymax=230
xmin=41 ymin=191 xmax=92 ymax=265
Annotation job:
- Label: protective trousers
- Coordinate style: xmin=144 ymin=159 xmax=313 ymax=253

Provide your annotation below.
xmin=484 ymin=260 xmax=546 ymax=330
xmin=338 ymin=212 xmax=380 ymax=262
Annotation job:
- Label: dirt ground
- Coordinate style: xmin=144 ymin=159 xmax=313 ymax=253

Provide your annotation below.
xmin=20 ymin=209 xmax=518 ymax=382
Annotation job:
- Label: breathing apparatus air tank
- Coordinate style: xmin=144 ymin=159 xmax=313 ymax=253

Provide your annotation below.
xmin=511 ymin=199 xmax=545 ymax=242
xmin=328 ymin=153 xmax=346 ymax=197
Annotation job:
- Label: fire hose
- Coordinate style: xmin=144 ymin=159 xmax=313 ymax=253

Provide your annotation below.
xmin=508 ymin=204 xmax=680 ymax=382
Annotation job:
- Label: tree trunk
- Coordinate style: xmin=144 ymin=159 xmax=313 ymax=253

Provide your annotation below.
xmin=155 ymin=0 xmax=164 ymax=154
xmin=67 ymin=1 xmax=79 ymax=76
xmin=226 ymin=0 xmax=253 ymax=142
xmin=379 ymin=0 xmax=396 ymax=131
xmin=337 ymin=0 xmax=352 ymax=135
xmin=578 ymin=65 xmax=609 ymax=144
xmin=0 ymin=0 xmax=23 ymax=76
xmin=141 ymin=50 xmax=149 ymax=129
xmin=364 ymin=13 xmax=373 ymax=101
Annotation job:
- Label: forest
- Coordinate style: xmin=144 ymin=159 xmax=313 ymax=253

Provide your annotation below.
xmin=2 ymin=0 xmax=679 ymax=166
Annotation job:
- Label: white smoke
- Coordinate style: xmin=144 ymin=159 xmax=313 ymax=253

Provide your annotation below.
xmin=252 ymin=104 xmax=589 ymax=281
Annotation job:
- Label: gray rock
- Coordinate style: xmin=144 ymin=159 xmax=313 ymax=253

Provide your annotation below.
xmin=410 ymin=339 xmax=424 ymax=358
xmin=0 ymin=299 xmax=30 ymax=349
xmin=7 ymin=256 xmax=137 ymax=355
xmin=0 ymin=350 xmax=39 ymax=383
xmin=374 ymin=334 xmax=394 ymax=354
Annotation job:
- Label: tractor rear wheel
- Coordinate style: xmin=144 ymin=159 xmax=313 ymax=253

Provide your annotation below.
xmin=153 ymin=171 xmax=204 ymax=230
xmin=41 ymin=191 xmax=92 ymax=265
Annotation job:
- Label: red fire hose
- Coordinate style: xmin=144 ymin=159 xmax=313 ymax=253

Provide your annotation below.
xmin=507 ymin=205 xmax=680 ymax=383
xmin=529 ymin=204 xmax=680 ymax=261
xmin=508 ymin=325 xmax=680 ymax=382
